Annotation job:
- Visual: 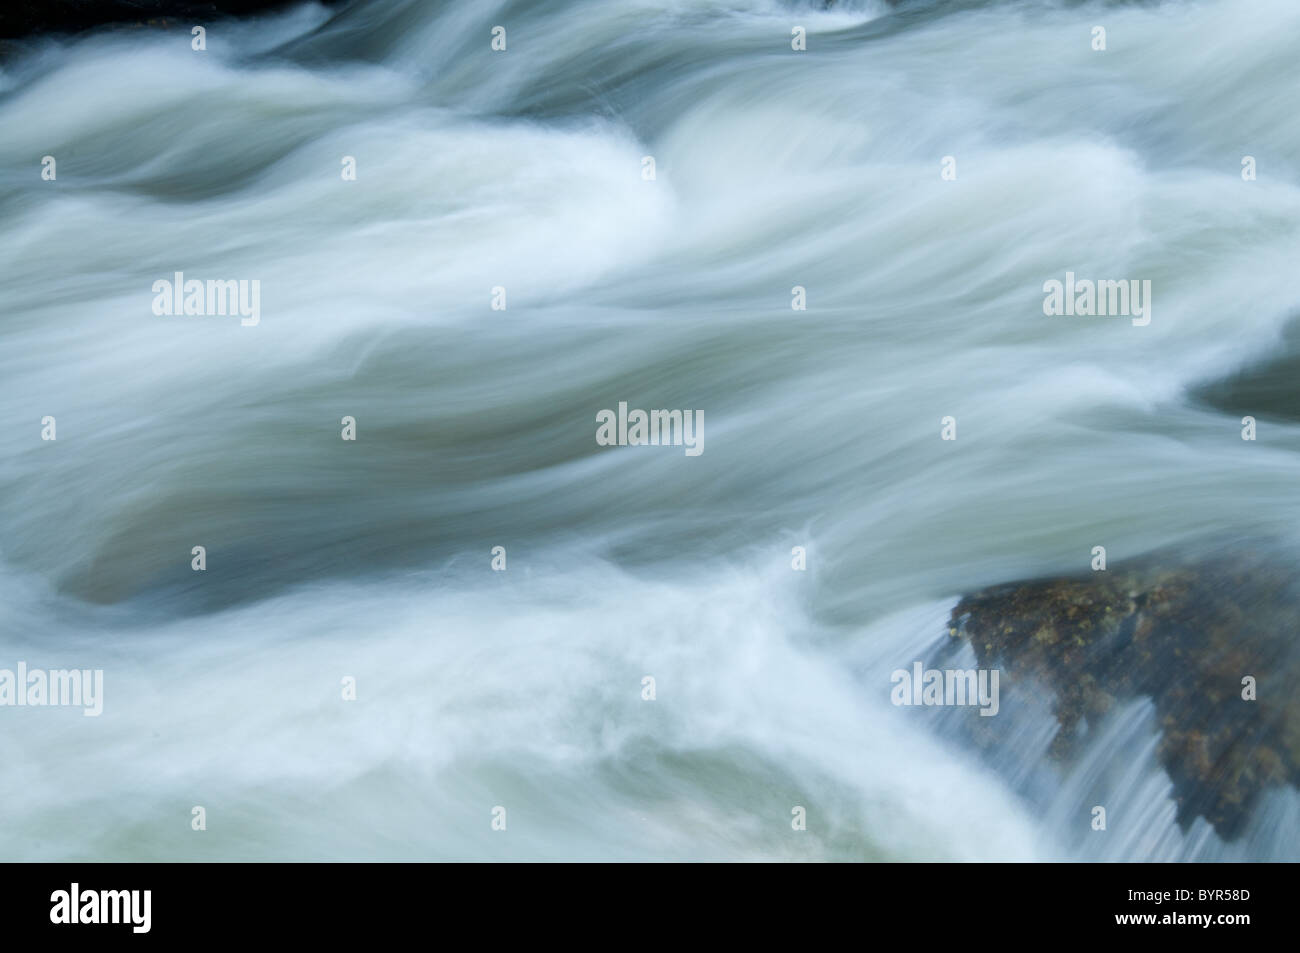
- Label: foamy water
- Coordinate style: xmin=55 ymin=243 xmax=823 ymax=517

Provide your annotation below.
xmin=1 ymin=0 xmax=1298 ymax=860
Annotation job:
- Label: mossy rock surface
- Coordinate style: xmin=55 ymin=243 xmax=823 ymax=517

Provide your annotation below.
xmin=950 ymin=550 xmax=1300 ymax=840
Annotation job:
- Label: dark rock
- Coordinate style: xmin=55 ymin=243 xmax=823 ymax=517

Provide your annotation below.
xmin=0 ymin=1 xmax=340 ymax=40
xmin=949 ymin=549 xmax=1300 ymax=840
xmin=1194 ymin=318 xmax=1300 ymax=423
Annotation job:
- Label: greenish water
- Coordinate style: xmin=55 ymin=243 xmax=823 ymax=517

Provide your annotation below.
xmin=1 ymin=0 xmax=1298 ymax=860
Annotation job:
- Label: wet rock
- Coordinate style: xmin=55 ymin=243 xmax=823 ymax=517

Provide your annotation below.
xmin=1194 ymin=318 xmax=1300 ymax=423
xmin=949 ymin=549 xmax=1300 ymax=840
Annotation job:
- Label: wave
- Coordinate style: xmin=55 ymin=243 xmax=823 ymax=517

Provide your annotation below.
xmin=1 ymin=0 xmax=1297 ymax=859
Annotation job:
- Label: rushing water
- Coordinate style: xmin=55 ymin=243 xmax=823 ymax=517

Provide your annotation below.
xmin=1 ymin=0 xmax=1298 ymax=860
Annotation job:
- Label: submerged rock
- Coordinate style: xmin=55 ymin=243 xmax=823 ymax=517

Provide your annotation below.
xmin=949 ymin=550 xmax=1300 ymax=840
xmin=1194 ymin=318 xmax=1300 ymax=423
